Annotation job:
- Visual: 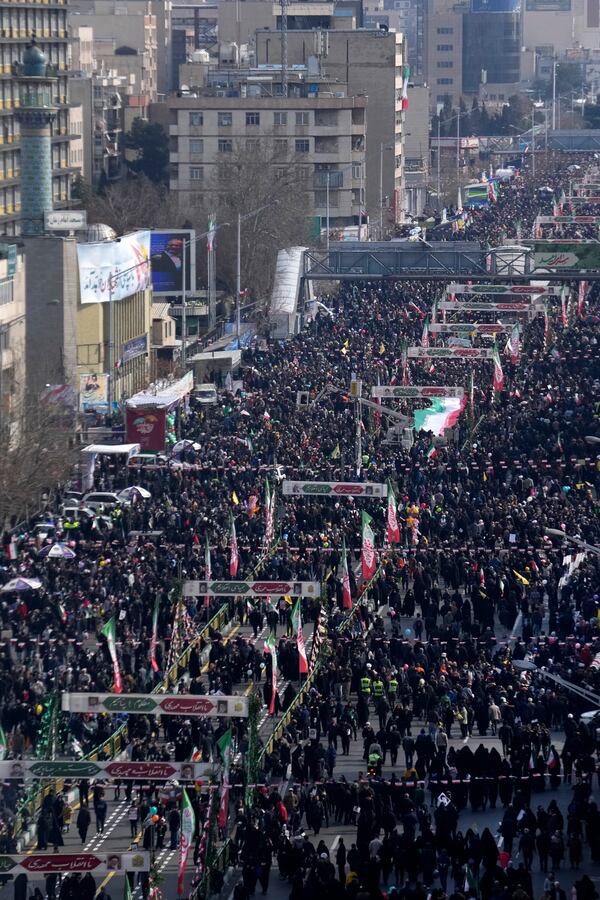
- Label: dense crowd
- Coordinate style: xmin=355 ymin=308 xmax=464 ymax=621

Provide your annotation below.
xmin=0 ymin=153 xmax=600 ymax=900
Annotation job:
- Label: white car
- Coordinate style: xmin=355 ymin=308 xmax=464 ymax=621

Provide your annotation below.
xmin=83 ymin=491 xmax=128 ymax=511
xmin=193 ymin=384 xmax=218 ymax=404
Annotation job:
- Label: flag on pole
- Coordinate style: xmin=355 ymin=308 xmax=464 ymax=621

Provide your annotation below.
xmin=57 ymin=601 xmax=67 ymax=625
xmin=291 ymin=599 xmax=309 ymax=674
xmin=543 ymin=305 xmax=550 ymax=352
xmin=557 ymin=432 xmax=564 ymax=455
xmin=229 ymin=516 xmax=239 ymax=578
xmin=177 ymin=788 xmax=196 ymax=896
xmin=207 ymin=214 xmax=216 ymax=252
xmin=265 ymin=478 xmax=275 ymax=546
xmin=124 ymin=876 xmax=133 ymax=900
xmin=469 ymin=370 xmax=475 ymax=420
xmin=421 ymin=316 xmax=430 ymax=349
xmin=150 ymin=594 xmax=159 ymax=673
xmin=386 ymin=481 xmax=400 ymax=544
xmin=217 ymin=728 xmax=232 ymax=829
xmin=204 ymin=536 xmax=212 ymax=610
xmin=505 ymin=322 xmax=521 ymax=365
xmin=401 ymin=78 xmax=409 ymax=110
xmin=101 ymin=617 xmax=123 ymax=693
xmin=341 ymin=537 xmax=352 ymax=609
xmin=265 ymin=633 xmax=278 ymax=715
xmin=361 ymin=511 xmax=376 ymax=580
xmin=488 ymin=180 xmax=498 ymax=203
xmin=426 ymin=444 xmax=437 ymax=460
xmin=492 ymin=343 xmax=505 ymax=394
xmin=560 ymin=285 xmax=568 ymax=327
xmin=578 ymin=280 xmax=587 ymax=317
xmin=0 ymin=724 xmax=7 ymax=761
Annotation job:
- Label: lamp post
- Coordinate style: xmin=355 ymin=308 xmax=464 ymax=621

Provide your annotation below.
xmin=234 ymin=201 xmax=277 ymax=342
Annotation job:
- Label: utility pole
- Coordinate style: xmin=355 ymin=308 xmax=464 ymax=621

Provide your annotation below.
xmin=326 ymin=171 xmax=330 ymax=253
xmin=456 ymin=111 xmax=460 ymax=188
xmin=379 ymin=143 xmax=383 ymax=239
xmin=531 ymin=105 xmax=536 ymax=178
xmin=236 ymin=210 xmax=241 ymax=342
xmin=552 ymin=59 xmax=557 ymax=130
xmin=280 ymin=0 xmax=288 ymax=98
xmin=437 ymin=115 xmax=441 ymax=209
xmin=181 ymin=238 xmax=187 ymax=367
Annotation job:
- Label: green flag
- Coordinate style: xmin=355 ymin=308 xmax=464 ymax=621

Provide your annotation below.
xmin=0 ymin=724 xmax=7 ymax=761
xmin=101 ymin=617 xmax=123 ymax=693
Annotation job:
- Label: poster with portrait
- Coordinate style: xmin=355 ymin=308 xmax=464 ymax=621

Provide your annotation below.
xmin=150 ymin=230 xmax=195 ymax=295
xmin=79 ymin=373 xmax=109 ymax=412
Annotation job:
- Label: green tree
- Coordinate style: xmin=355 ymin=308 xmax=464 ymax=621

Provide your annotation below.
xmin=125 ymin=118 xmax=169 ymax=184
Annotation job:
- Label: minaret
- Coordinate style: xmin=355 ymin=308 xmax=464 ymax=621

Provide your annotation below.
xmin=14 ymin=40 xmax=57 ymax=235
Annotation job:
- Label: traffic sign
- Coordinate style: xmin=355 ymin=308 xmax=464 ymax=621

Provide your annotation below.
xmin=406 ymin=347 xmax=494 ymax=359
xmin=0 ymin=852 xmax=150 ymax=877
xmin=370 ymin=385 xmax=464 ymax=399
xmin=0 ymin=760 xmax=215 ymax=780
xmin=282 ymin=481 xmax=387 ymax=497
xmin=61 ymin=693 xmax=249 ymax=718
xmin=182 ymin=580 xmax=320 ymax=598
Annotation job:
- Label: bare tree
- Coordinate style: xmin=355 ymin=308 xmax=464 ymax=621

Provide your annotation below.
xmin=80 ymin=176 xmax=182 ymax=235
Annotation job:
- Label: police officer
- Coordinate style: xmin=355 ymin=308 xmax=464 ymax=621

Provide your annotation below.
xmin=388 ymin=672 xmax=398 ymax=702
xmin=360 ymin=669 xmax=372 ymax=702
xmin=372 ymin=674 xmax=384 ymax=701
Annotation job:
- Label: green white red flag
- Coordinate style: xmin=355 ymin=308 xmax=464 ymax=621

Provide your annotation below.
xmin=361 ymin=511 xmax=376 ymax=580
xmin=229 ymin=516 xmax=239 ymax=577
xmin=0 ymin=724 xmax=7 ymax=760
xmin=386 ymin=481 xmax=400 ymax=543
xmin=101 ymin=617 xmax=123 ymax=693
xmin=265 ymin=632 xmax=278 ymax=715
xmin=150 ymin=594 xmax=159 ymax=673
xmin=217 ymin=728 xmax=232 ymax=829
xmin=341 ymin=537 xmax=352 ymax=609
xmin=492 ymin=343 xmax=505 ymax=394
xmin=291 ymin=599 xmax=308 ymax=673
xmin=178 ymin=788 xmax=196 ymax=896
xmin=204 ymin=536 xmax=212 ymax=609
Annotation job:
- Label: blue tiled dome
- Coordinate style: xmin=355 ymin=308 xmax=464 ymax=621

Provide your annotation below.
xmin=22 ymin=42 xmax=47 ymax=77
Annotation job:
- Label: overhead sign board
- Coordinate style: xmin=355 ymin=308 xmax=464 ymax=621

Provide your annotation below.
xmin=371 ymin=385 xmax=464 ymax=399
xmin=536 ymin=216 xmax=600 ymax=224
xmin=0 ymin=760 xmax=214 ymax=780
xmin=439 ymin=300 xmax=543 ymax=313
xmin=0 ymin=853 xmax=150 ymax=877
xmin=429 ymin=323 xmax=513 ymax=334
xmin=407 ymin=347 xmax=495 ymax=359
xmin=45 ymin=210 xmax=87 ymax=232
xmin=446 ymin=282 xmax=560 ymax=296
xmin=183 ymin=580 xmax=320 ymax=598
xmin=530 ymin=240 xmax=600 ymax=270
xmin=282 ymin=481 xmax=387 ymax=497
xmin=62 ymin=693 xmax=249 ymax=718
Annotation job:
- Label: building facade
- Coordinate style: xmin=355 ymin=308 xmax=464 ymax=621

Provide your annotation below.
xmin=0 ymin=0 xmax=74 ymax=235
xmin=161 ymin=87 xmax=367 ymax=232
xmin=0 ymin=243 xmax=24 ymax=427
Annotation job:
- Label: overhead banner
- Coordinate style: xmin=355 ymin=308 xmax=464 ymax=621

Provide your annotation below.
xmin=568 ymin=197 xmax=600 ymax=204
xmin=429 ymin=323 xmax=513 ymax=334
xmin=371 ymin=385 xmax=464 ymax=399
xmin=446 ymin=283 xmax=560 ymax=297
xmin=182 ymin=580 xmax=320 ymax=599
xmin=77 ymin=231 xmax=151 ymax=304
xmin=407 ymin=347 xmax=495 ymax=359
xmin=536 ymin=216 xmax=600 ymax=224
xmin=439 ymin=300 xmax=542 ymax=313
xmin=0 ymin=852 xmax=150 ymax=877
xmin=0 ymin=760 xmax=215 ymax=781
xmin=282 ymin=481 xmax=387 ymax=497
xmin=150 ymin=229 xmax=195 ymax=296
xmin=61 ymin=693 xmax=249 ymax=718
xmin=530 ymin=240 xmax=600 ymax=271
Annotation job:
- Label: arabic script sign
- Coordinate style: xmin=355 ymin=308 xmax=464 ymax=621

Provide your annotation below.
xmin=282 ymin=481 xmax=387 ymax=497
xmin=61 ymin=693 xmax=249 ymax=718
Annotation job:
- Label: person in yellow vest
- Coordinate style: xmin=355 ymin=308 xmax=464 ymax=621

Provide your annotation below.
xmin=372 ymin=676 xmax=384 ymax=700
xmin=360 ymin=673 xmax=372 ymax=700
xmin=387 ymin=673 xmax=399 ymax=701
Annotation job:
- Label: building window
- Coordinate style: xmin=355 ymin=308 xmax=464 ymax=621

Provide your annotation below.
xmin=190 ymin=166 xmax=203 ymax=181
xmin=274 ymin=138 xmax=288 ymax=156
xmin=218 ymin=112 xmax=232 ymax=127
xmin=189 ymin=112 xmax=203 ymax=126
xmin=218 ymin=139 xmax=233 ymax=152
xmin=295 ymin=139 xmax=310 ymax=153
xmin=437 ymin=78 xmax=453 ymax=84
xmin=437 ymin=44 xmax=453 ymax=50
xmin=437 ymin=26 xmax=453 ymax=33
xmin=190 ymin=139 xmax=203 ymax=155
xmin=245 ymin=111 xmax=260 ymax=126
xmin=274 ymin=111 xmax=288 ymax=125
xmin=295 ymin=111 xmax=309 ymax=126
xmin=246 ymin=138 xmax=260 ymax=151
xmin=437 ymin=61 xmax=453 ymax=68
xmin=352 ymin=162 xmax=362 ymax=179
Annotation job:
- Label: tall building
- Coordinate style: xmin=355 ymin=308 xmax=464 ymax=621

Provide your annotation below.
xmin=255 ymin=28 xmax=407 ymax=228
xmin=0 ymin=1 xmax=73 ymax=235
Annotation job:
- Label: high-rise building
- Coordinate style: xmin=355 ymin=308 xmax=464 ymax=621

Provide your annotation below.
xmin=0 ymin=2 xmax=73 ymax=235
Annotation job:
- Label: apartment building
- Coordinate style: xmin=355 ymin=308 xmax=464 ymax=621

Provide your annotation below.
xmin=0 ymin=244 xmax=24 ymax=426
xmin=159 ymin=78 xmax=367 ymax=232
xmin=0 ymin=0 xmax=73 ymax=235
xmin=255 ymin=28 xmax=407 ymax=228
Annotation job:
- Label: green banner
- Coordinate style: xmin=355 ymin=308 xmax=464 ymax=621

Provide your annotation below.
xmin=531 ymin=240 xmax=600 ymax=271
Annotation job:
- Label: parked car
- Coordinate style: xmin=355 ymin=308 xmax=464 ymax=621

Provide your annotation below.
xmin=193 ymin=384 xmax=218 ymax=405
xmin=83 ymin=491 xmax=128 ymax=511
xmin=127 ymin=453 xmax=169 ymax=470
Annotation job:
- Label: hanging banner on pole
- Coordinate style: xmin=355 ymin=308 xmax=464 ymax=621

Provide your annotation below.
xmin=182 ymin=580 xmax=320 ymax=598
xmin=407 ymin=347 xmax=495 ymax=359
xmin=529 ymin=240 xmax=600 ymax=270
xmin=282 ymin=481 xmax=387 ymax=497
xmin=536 ymin=216 xmax=600 ymax=225
xmin=0 ymin=760 xmax=216 ymax=781
xmin=61 ymin=693 xmax=249 ymax=718
xmin=429 ymin=323 xmax=513 ymax=334
xmin=445 ymin=283 xmax=561 ymax=297
xmin=371 ymin=385 xmax=464 ymax=399
xmin=438 ymin=300 xmax=544 ymax=313
xmin=0 ymin=853 xmax=150 ymax=877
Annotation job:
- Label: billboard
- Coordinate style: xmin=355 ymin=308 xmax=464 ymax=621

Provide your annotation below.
xmin=126 ymin=406 xmax=167 ymax=452
xmin=79 ymin=373 xmax=109 ymax=412
xmin=77 ymin=231 xmax=151 ymax=304
xmin=0 ymin=853 xmax=150 ymax=877
xmin=526 ymin=0 xmax=570 ymax=8
xmin=531 ymin=240 xmax=600 ymax=270
xmin=150 ymin=230 xmax=195 ymax=296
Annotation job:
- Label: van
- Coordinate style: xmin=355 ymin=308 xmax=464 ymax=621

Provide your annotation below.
xmin=193 ymin=384 xmax=218 ymax=405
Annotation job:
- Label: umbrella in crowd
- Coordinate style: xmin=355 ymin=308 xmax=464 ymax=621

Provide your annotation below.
xmin=0 ymin=577 xmax=42 ymax=593
xmin=38 ymin=543 xmax=77 ymax=560
xmin=117 ymin=485 xmax=152 ymax=501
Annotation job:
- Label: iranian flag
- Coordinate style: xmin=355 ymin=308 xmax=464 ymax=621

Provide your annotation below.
xmin=578 ymin=280 xmax=588 ymax=317
xmin=150 ymin=594 xmax=159 ymax=673
xmin=493 ymin=343 xmax=505 ymax=393
xmin=421 ymin=316 xmax=430 ymax=348
xmin=341 ymin=537 xmax=352 ymax=609
xmin=560 ymin=285 xmax=568 ymax=327
xmin=265 ymin=478 xmax=275 ymax=546
xmin=505 ymin=322 xmax=521 ymax=365
xmin=488 ymin=180 xmax=498 ymax=203
xmin=177 ymin=788 xmax=196 ymax=896
xmin=291 ymin=599 xmax=309 ymax=674
xmin=265 ymin=632 xmax=278 ymax=715
xmin=229 ymin=516 xmax=239 ymax=577
xmin=361 ymin=511 xmax=376 ymax=580
xmin=386 ymin=481 xmax=400 ymax=544
xmin=101 ymin=617 xmax=123 ymax=693
xmin=204 ymin=536 xmax=212 ymax=610
xmin=0 ymin=723 xmax=6 ymax=760
xmin=469 ymin=370 xmax=475 ymax=419
xmin=414 ymin=397 xmax=465 ymax=436
xmin=401 ymin=79 xmax=409 ymax=110
xmin=217 ymin=728 xmax=232 ymax=829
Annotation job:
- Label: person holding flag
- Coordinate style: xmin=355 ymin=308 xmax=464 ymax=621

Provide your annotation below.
xmin=177 ymin=788 xmax=196 ymax=897
xmin=291 ymin=598 xmax=309 ymax=677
